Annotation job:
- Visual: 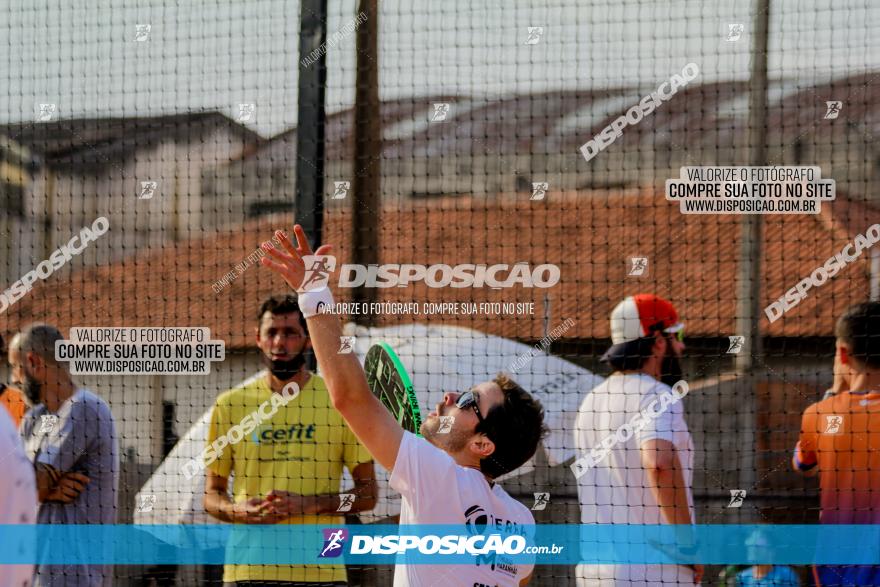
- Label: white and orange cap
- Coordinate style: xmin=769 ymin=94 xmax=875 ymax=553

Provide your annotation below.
xmin=601 ymin=294 xmax=684 ymax=362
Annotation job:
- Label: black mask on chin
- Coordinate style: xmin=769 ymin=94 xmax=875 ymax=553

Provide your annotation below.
xmin=660 ymin=347 xmax=684 ymax=388
xmin=261 ymin=352 xmax=306 ymax=381
xmin=22 ymin=372 xmax=43 ymax=406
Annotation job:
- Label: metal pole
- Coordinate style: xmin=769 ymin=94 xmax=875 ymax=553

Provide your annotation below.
xmin=43 ymin=168 xmax=55 ymax=260
xmin=734 ymin=0 xmax=770 ymax=373
xmin=732 ymin=0 xmax=771 ymax=499
xmin=870 ymin=248 xmax=880 ymax=301
xmin=543 ymin=293 xmax=551 ymax=340
xmin=352 ymin=0 xmax=380 ymax=326
xmin=296 ymin=0 xmax=327 ymax=374
xmin=295 ymin=0 xmax=328 ymax=244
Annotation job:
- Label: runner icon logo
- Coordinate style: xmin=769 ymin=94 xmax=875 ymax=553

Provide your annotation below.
xmin=319 ymin=528 xmax=348 ymax=558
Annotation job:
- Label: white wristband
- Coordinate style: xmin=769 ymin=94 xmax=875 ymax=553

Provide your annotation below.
xmin=298 ymin=287 xmax=335 ymax=318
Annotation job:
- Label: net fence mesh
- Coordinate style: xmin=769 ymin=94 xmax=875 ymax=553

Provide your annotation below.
xmin=1 ymin=0 xmax=879 ymax=585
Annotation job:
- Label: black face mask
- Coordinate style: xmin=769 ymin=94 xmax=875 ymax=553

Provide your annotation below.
xmin=261 ymin=351 xmax=306 ymax=381
xmin=660 ymin=346 xmax=684 ymax=388
xmin=22 ymin=372 xmax=43 ymax=406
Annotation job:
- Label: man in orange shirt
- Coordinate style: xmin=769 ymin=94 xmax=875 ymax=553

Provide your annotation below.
xmin=793 ymin=301 xmax=880 ymax=586
xmin=0 ymin=335 xmax=27 ymax=427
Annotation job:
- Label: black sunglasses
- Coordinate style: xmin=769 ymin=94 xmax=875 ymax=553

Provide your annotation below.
xmin=455 ymin=390 xmax=484 ymax=423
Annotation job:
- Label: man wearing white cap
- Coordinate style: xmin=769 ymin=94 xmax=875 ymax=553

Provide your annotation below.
xmin=573 ymin=294 xmax=701 ymax=586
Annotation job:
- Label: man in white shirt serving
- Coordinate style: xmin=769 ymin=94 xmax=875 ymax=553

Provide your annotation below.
xmin=261 ymin=226 xmax=548 ymax=587
xmin=573 ymin=294 xmax=702 ymax=586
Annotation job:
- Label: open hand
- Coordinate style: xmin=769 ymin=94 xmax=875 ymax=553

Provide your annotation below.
xmin=260 ymin=226 xmax=334 ymax=293
xmin=260 ymin=490 xmax=319 ymax=519
xmin=231 ymin=496 xmax=274 ymax=524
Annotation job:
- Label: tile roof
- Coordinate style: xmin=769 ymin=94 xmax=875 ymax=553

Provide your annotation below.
xmin=2 ymin=189 xmax=877 ymax=348
xmin=0 ymin=111 xmax=263 ymax=167
xmin=238 ymin=73 xmax=878 ymax=163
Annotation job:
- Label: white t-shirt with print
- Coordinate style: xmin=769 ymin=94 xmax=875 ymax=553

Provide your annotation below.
xmin=574 ymin=373 xmax=695 ymax=587
xmin=389 ymin=431 xmax=535 ymax=587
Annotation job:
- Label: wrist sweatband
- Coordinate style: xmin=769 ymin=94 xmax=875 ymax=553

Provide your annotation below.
xmin=298 ymin=287 xmax=335 ymax=318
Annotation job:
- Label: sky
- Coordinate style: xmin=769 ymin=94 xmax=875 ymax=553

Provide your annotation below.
xmin=1 ymin=0 xmax=877 ymax=138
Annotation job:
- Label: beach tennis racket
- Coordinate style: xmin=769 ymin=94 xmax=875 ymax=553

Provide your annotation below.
xmin=364 ymin=342 xmax=423 ymax=436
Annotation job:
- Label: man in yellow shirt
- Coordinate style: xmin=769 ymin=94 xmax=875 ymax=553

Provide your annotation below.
xmin=204 ymin=294 xmax=377 ymax=586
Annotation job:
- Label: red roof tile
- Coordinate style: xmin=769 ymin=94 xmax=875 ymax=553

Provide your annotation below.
xmin=2 ymin=189 xmax=877 ymax=348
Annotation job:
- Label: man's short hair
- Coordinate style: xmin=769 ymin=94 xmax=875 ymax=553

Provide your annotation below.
xmin=258 ymin=295 xmax=308 ymax=334
xmin=836 ymin=301 xmax=880 ymax=369
xmin=12 ymin=324 xmax=65 ymax=366
xmin=476 ymin=373 xmax=548 ymax=479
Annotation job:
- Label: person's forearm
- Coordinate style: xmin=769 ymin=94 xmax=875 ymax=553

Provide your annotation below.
xmin=204 ymin=490 xmax=235 ymax=523
xmin=303 ymin=306 xmax=372 ymax=410
xmin=35 ymin=464 xmax=58 ymax=502
xmin=646 ymin=460 xmax=693 ymax=525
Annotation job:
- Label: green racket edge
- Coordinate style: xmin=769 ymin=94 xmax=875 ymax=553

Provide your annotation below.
xmin=372 ymin=341 xmax=423 ymax=436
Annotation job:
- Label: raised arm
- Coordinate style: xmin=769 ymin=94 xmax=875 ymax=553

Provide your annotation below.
xmin=261 ymin=227 xmax=404 ymax=471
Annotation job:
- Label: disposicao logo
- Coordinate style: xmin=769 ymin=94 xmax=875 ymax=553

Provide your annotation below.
xmin=300 ymin=256 xmax=561 ymax=289
xmin=319 ymin=529 xmax=348 ymax=558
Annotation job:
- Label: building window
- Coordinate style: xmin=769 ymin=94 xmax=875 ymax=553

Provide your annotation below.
xmin=0 ymin=184 xmax=24 ymax=218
